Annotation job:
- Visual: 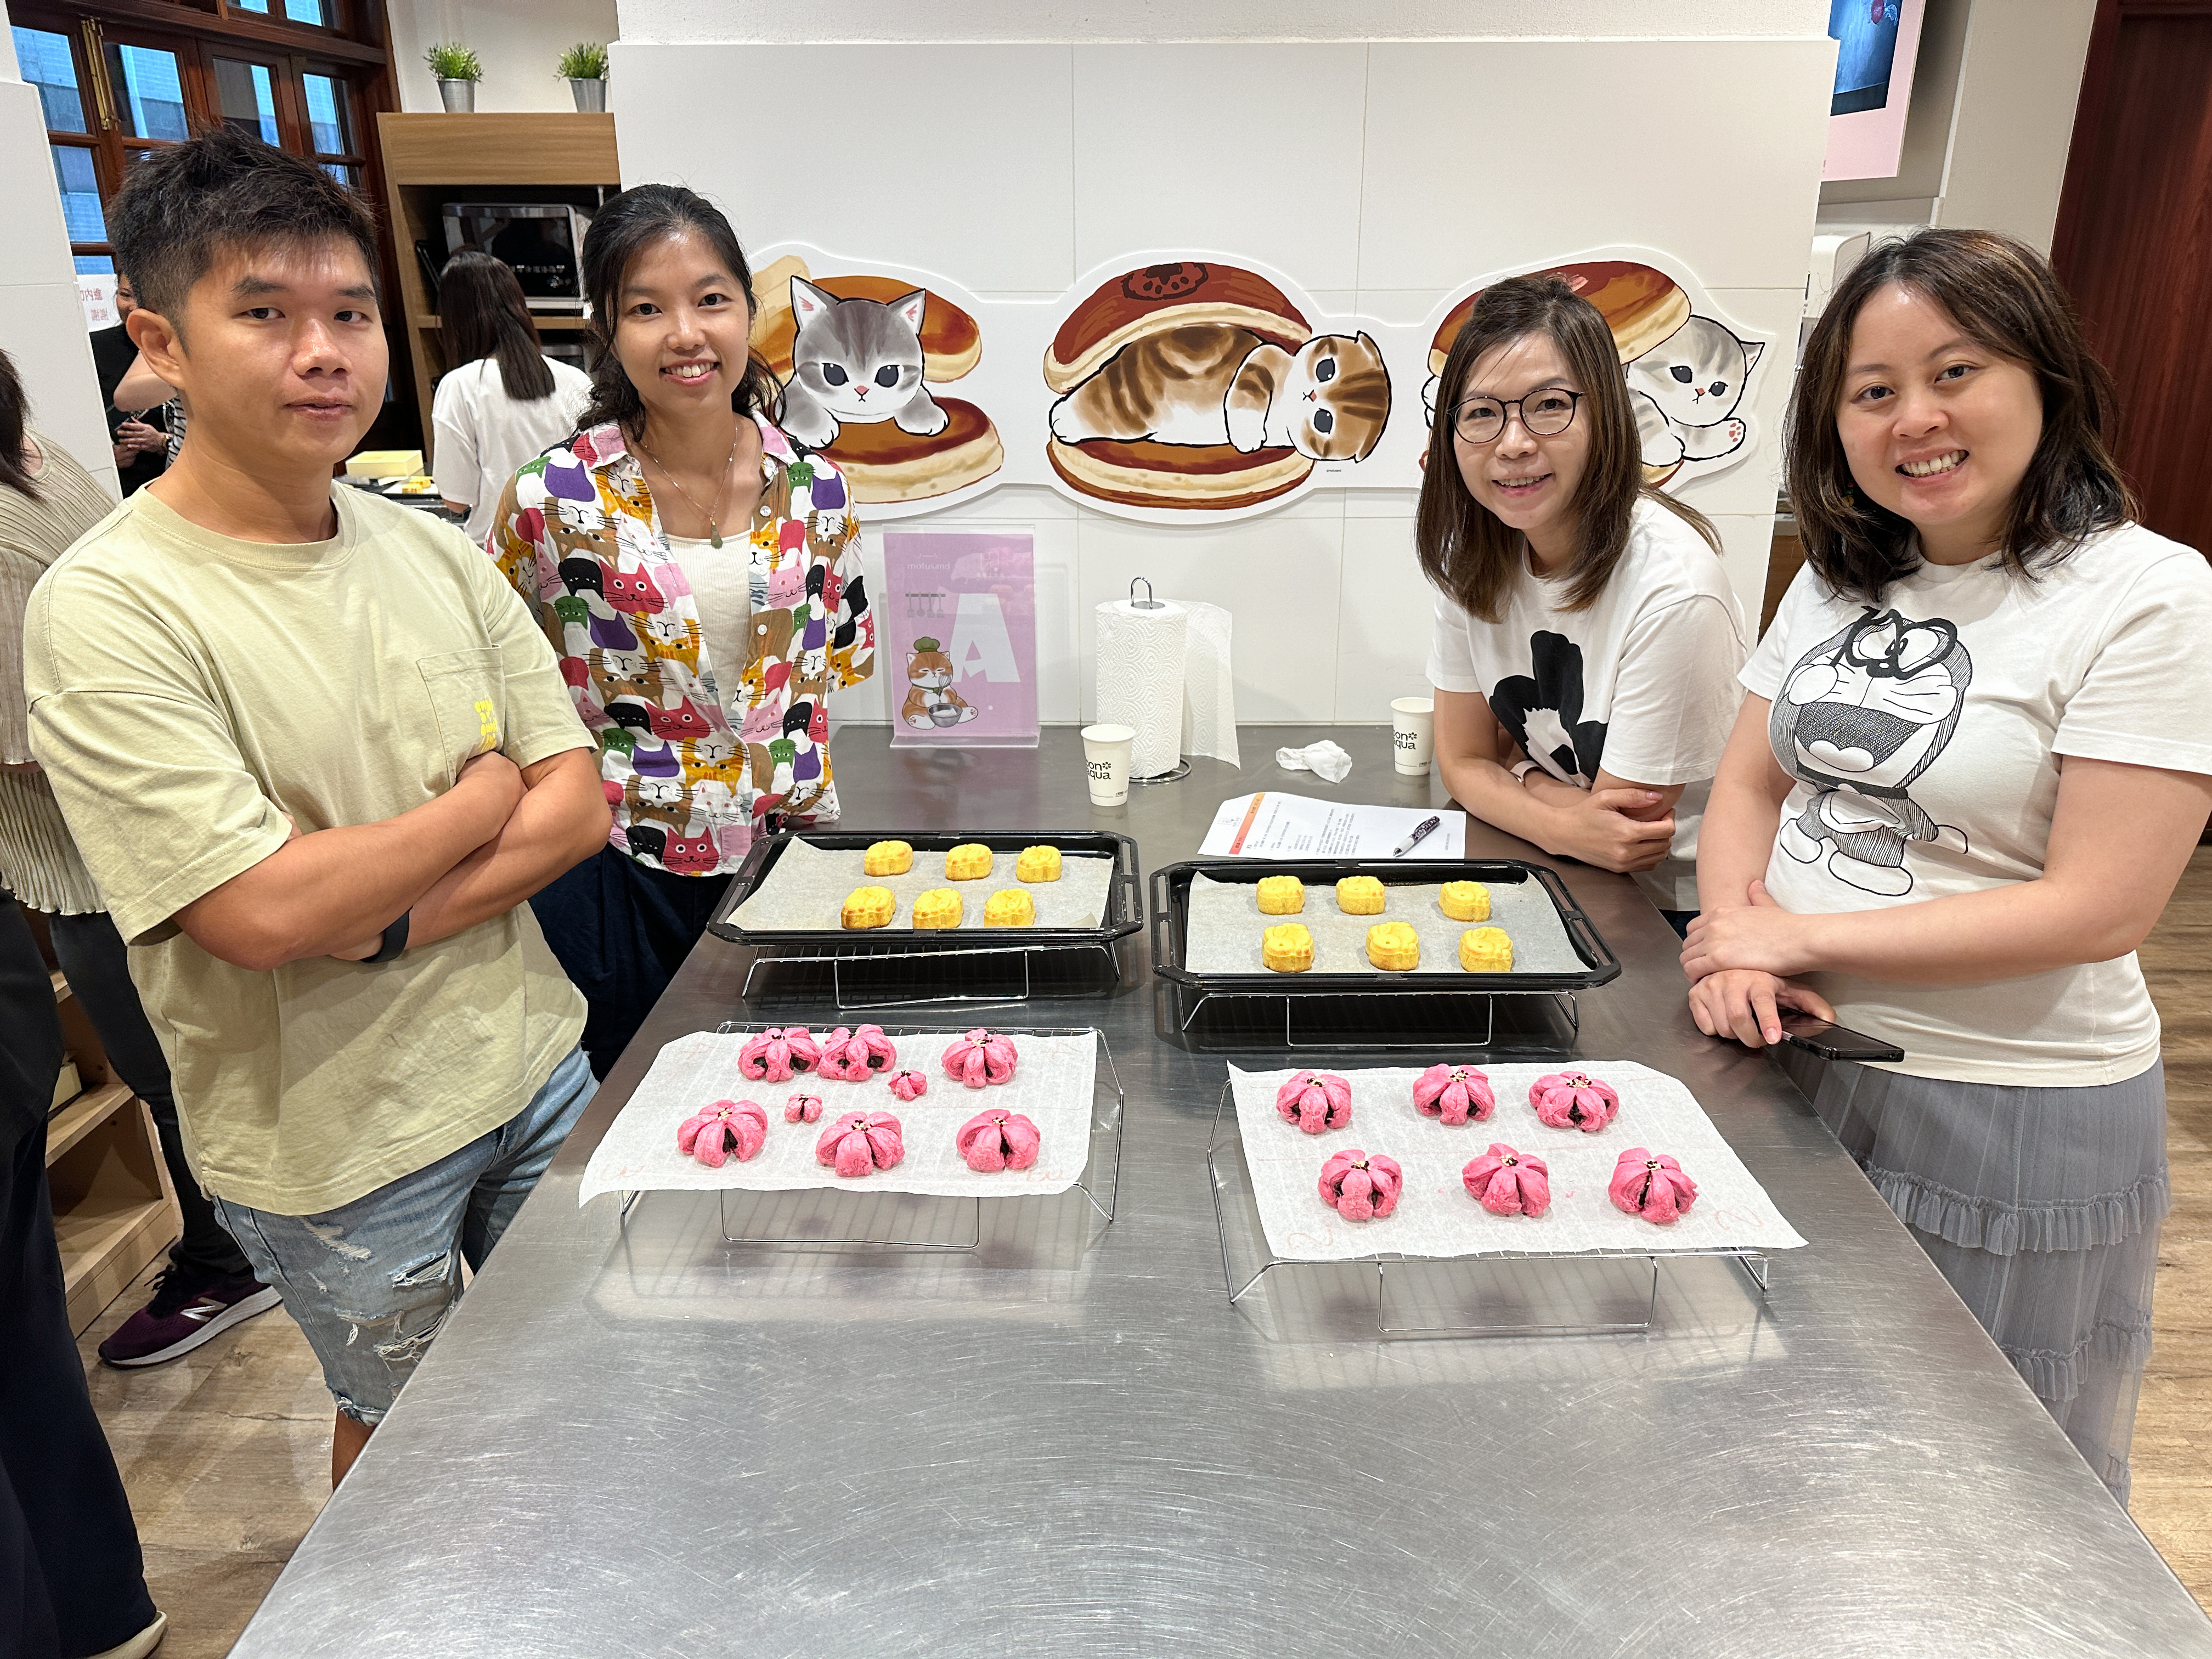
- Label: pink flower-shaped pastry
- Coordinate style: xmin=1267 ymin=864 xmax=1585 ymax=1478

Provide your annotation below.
xmin=942 ymin=1029 xmax=1018 ymax=1089
xmin=956 ymin=1109 xmax=1041 ymax=1172
xmin=783 ymin=1092 xmax=824 ymax=1124
xmin=676 ymin=1099 xmax=768 ymax=1168
xmin=1274 ymin=1069 xmax=1352 ymax=1135
xmin=816 ymin=1110 xmax=905 ymax=1178
xmin=1609 ymin=1147 xmax=1698 ymax=1224
xmin=887 ymin=1069 xmax=929 ymax=1103
xmin=737 ymin=1026 xmax=820 ymax=1083
xmin=817 ymin=1024 xmax=898 ymax=1081
xmin=1461 ymin=1143 xmax=1550 ymax=1217
xmin=1413 ymin=1064 xmax=1496 ymax=1126
xmin=1530 ymin=1070 xmax=1621 ymax=1134
xmin=1318 ymin=1148 xmax=1403 ymax=1222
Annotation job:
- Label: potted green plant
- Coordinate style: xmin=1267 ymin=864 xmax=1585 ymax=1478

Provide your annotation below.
xmin=424 ymin=43 xmax=482 ymax=114
xmin=557 ymin=42 xmax=609 ymax=112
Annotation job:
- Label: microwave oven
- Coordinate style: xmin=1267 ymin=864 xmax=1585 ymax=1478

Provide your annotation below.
xmin=441 ymin=202 xmax=592 ymax=312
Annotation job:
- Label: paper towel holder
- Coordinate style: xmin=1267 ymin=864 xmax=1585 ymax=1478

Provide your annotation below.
xmin=1123 ymin=577 xmax=1191 ymax=785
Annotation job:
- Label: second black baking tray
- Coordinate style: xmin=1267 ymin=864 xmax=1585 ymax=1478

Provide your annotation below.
xmin=709 ymin=829 xmax=1143 ymax=951
xmin=1149 ymin=857 xmax=1620 ymax=993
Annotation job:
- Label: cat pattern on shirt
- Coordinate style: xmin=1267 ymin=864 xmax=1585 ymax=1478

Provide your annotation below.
xmin=1767 ymin=607 xmax=1972 ymax=897
xmin=1488 ymin=630 xmax=1609 ymax=783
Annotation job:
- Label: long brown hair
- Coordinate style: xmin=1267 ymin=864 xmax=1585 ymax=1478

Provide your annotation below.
xmin=1787 ymin=227 xmax=2134 ymax=606
xmin=440 ymin=250 xmax=555 ymax=401
xmin=1415 ymin=274 xmax=1716 ymax=624
xmin=576 ymin=183 xmax=780 ymax=436
xmin=0 ymin=348 xmax=37 ymax=501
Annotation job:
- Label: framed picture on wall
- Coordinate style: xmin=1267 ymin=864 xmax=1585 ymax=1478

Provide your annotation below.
xmin=1824 ymin=0 xmax=1928 ymax=180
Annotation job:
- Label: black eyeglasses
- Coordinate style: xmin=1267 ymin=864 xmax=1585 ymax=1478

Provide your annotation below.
xmin=1453 ymin=388 xmax=1585 ymax=445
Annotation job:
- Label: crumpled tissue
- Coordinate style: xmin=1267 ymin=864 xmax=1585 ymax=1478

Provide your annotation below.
xmin=1274 ymin=739 xmax=1353 ymax=784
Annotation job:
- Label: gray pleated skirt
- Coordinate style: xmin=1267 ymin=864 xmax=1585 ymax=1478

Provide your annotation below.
xmin=1778 ymin=1047 xmax=2169 ymax=1504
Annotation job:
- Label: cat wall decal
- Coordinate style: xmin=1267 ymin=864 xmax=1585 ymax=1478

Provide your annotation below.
xmin=779 ymin=277 xmax=948 ymax=449
xmin=751 ymin=256 xmax=1005 ymax=507
xmin=1626 ymin=314 xmax=1763 ymax=465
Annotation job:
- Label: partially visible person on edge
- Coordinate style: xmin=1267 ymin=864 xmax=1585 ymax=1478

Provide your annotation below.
xmin=0 ymin=386 xmax=165 ymax=1659
xmin=1417 ymin=274 xmax=1746 ymax=934
xmin=431 ymin=250 xmax=591 ymax=546
xmin=489 ymin=184 xmax=874 ymax=1077
xmin=0 ymin=347 xmax=280 ymax=1372
xmin=1683 ymin=228 xmax=2212 ymax=1503
xmin=86 ymin=275 xmax=169 ymax=495
xmin=23 ymin=131 xmax=611 ymax=1486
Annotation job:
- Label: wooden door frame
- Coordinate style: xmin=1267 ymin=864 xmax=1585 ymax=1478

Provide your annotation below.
xmin=2052 ymin=0 xmax=2212 ymax=279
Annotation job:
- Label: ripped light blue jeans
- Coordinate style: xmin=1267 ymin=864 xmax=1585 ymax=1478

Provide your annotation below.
xmin=211 ymin=1046 xmax=595 ymax=1425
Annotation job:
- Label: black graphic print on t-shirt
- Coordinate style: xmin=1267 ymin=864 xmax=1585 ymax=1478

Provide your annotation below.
xmin=1488 ymin=631 xmax=1607 ymax=782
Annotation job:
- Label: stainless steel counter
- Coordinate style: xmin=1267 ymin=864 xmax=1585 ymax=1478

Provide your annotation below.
xmin=233 ymin=727 xmax=2212 ymax=1658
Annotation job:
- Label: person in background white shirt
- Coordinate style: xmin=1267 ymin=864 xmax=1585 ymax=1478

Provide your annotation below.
xmin=432 ymin=251 xmax=591 ymax=544
xmin=1684 ymin=228 xmax=2212 ymax=1503
xmin=1417 ymin=274 xmax=1746 ymax=928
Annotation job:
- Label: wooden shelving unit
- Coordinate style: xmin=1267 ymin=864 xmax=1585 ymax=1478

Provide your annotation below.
xmin=375 ymin=112 xmax=621 ymax=469
xmin=33 ymin=942 xmax=179 ymax=1336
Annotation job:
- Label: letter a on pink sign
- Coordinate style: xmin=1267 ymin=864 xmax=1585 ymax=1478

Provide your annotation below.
xmin=884 ymin=530 xmax=1038 ymax=747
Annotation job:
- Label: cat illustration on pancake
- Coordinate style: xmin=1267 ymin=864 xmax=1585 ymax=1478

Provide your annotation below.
xmin=1042 ymin=260 xmax=1392 ymax=512
xmin=778 ymin=278 xmax=949 ymax=450
xmin=1627 ymin=314 xmax=1763 ymax=467
xmin=1769 ymin=608 xmax=1972 ymax=896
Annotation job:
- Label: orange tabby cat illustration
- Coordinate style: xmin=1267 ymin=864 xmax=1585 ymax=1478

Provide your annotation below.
xmin=1048 ymin=326 xmax=1390 ymax=461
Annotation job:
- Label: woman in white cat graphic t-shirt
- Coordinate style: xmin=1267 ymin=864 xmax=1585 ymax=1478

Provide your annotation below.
xmin=1418 ymin=273 xmax=1746 ymax=924
xmin=1684 ymin=229 xmax=2212 ymax=1502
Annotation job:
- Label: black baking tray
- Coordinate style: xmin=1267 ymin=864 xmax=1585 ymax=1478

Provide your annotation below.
xmin=708 ymin=829 xmax=1143 ymax=951
xmin=1149 ymin=857 xmax=1620 ymax=994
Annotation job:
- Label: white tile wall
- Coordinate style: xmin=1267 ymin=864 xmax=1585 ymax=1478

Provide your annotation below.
xmin=623 ymin=37 xmax=1827 ymax=729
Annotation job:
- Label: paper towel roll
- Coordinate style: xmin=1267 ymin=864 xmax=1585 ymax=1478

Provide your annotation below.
xmin=1095 ymin=600 xmax=1189 ymax=777
xmin=1179 ymin=601 xmax=1239 ymax=769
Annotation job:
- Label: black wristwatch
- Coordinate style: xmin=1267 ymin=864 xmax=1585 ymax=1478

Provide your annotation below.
xmin=360 ymin=910 xmax=410 ymax=964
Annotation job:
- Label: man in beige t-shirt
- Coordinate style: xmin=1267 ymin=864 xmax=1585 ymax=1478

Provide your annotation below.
xmin=25 ymin=133 xmax=610 ymax=1485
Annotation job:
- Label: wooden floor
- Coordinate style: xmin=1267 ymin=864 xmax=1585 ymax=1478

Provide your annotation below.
xmin=74 ymin=854 xmax=2212 ymax=1654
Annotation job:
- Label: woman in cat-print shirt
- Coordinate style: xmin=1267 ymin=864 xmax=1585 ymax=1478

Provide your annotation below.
xmin=1419 ymin=273 xmax=1747 ymax=928
xmin=487 ymin=184 xmax=873 ymax=1076
xmin=1683 ymin=229 xmax=2212 ymax=1502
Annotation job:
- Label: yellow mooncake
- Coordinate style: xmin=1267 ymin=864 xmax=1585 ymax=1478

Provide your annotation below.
xmin=1459 ymin=927 xmax=1514 ymax=972
xmin=1262 ymin=923 xmax=1315 ymax=973
xmin=1016 ymin=845 xmax=1062 ymax=883
xmin=864 ymin=839 xmax=914 ymax=877
xmin=984 ymin=889 xmax=1035 ymax=927
xmin=945 ymin=843 xmax=994 ymax=881
xmin=912 ymin=888 xmax=964 ymax=929
xmin=1336 ymin=876 xmax=1386 ymax=915
xmin=841 ymin=886 xmax=896 ymax=930
xmin=1439 ymin=880 xmax=1491 ymax=922
xmin=1256 ymin=876 xmax=1306 ymax=915
xmin=1366 ymin=922 xmax=1419 ymax=970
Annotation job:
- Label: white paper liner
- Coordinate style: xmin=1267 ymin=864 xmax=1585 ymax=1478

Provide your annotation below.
xmin=727 ymin=838 xmax=1116 ymax=934
xmin=580 ymin=1029 xmax=1099 ymax=1204
xmin=1183 ymin=871 xmax=1585 ymax=977
xmin=1226 ymin=1061 xmax=1806 ymax=1261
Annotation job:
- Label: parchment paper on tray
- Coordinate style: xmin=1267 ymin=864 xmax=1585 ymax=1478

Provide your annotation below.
xmin=727 ymin=838 xmax=1116 ymax=933
xmin=581 ymin=1029 xmax=1099 ymax=1204
xmin=1183 ymin=872 xmax=1584 ymax=977
xmin=1227 ymin=1062 xmax=1805 ymax=1261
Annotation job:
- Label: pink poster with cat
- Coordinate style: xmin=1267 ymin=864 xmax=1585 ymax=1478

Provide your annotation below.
xmin=883 ymin=531 xmax=1038 ymax=748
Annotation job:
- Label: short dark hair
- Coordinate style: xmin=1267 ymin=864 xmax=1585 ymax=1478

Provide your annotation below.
xmin=109 ymin=128 xmax=379 ymax=331
xmin=1415 ymin=273 xmax=1716 ymax=624
xmin=439 ymin=250 xmax=555 ymax=402
xmin=1786 ymin=227 xmax=2134 ymax=606
xmin=577 ymin=183 xmax=779 ymax=434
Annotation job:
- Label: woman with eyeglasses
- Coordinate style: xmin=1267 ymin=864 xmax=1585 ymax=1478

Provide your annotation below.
xmin=1683 ymin=229 xmax=2212 ymax=1502
xmin=1417 ymin=274 xmax=1746 ymax=927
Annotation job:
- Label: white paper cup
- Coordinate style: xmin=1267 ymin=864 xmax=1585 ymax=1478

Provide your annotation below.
xmin=1391 ymin=697 xmax=1436 ymax=775
xmin=1081 ymin=723 xmax=1136 ymax=806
